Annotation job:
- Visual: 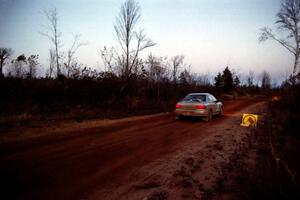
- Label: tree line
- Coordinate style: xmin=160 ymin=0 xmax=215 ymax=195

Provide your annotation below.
xmin=1 ymin=0 xmax=298 ymax=121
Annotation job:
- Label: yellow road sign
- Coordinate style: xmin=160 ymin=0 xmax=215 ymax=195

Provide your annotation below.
xmin=240 ymin=113 xmax=258 ymax=127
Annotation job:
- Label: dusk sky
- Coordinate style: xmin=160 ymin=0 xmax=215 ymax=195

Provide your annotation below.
xmin=0 ymin=0 xmax=293 ymax=83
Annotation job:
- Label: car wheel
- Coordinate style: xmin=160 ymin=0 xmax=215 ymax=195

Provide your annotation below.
xmin=175 ymin=115 xmax=181 ymax=120
xmin=203 ymin=110 xmax=212 ymax=122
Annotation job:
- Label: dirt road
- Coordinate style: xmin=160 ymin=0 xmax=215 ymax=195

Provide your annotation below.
xmin=0 ymin=99 xmax=265 ymax=200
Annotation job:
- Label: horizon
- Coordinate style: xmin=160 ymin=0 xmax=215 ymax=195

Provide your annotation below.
xmin=0 ymin=0 xmax=294 ymax=84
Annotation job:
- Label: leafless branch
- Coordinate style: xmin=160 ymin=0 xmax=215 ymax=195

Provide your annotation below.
xmin=65 ymin=33 xmax=88 ymax=77
xmin=259 ymin=0 xmax=300 ymax=75
xmin=40 ymin=7 xmax=62 ymax=76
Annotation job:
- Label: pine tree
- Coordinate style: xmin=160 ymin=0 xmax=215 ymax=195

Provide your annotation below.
xmin=214 ymin=72 xmax=223 ymax=88
xmin=222 ymin=66 xmax=233 ymax=92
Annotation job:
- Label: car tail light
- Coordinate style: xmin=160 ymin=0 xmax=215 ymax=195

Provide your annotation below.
xmin=176 ymin=104 xmax=182 ymax=108
xmin=196 ymin=105 xmax=206 ymax=109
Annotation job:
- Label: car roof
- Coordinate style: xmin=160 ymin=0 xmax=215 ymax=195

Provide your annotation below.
xmin=186 ymin=93 xmax=212 ymax=96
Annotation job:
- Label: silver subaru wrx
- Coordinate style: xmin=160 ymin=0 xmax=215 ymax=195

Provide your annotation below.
xmin=175 ymin=93 xmax=223 ymax=121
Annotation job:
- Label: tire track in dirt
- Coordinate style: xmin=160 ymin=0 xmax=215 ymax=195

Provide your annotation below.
xmin=0 ymin=99 xmax=260 ymax=200
xmin=90 ymin=101 xmax=267 ymax=200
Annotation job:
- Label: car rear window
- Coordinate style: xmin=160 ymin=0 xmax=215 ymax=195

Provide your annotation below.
xmin=183 ymin=94 xmax=206 ymax=102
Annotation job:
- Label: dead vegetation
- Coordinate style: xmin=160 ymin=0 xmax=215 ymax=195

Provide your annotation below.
xmin=217 ymin=84 xmax=300 ymax=200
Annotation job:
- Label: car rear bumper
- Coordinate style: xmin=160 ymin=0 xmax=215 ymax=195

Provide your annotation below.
xmin=175 ymin=108 xmax=209 ymax=117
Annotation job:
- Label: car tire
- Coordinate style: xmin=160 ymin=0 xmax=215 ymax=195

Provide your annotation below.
xmin=175 ymin=115 xmax=181 ymax=120
xmin=203 ymin=110 xmax=212 ymax=122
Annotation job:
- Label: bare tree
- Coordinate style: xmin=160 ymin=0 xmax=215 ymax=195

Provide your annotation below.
xmin=259 ymin=0 xmax=300 ymax=76
xmin=114 ymin=0 xmax=155 ymax=81
xmin=179 ymin=68 xmax=192 ymax=85
xmin=67 ymin=63 xmax=83 ymax=79
xmin=247 ymin=71 xmax=255 ymax=87
xmin=41 ymin=8 xmax=62 ymax=77
xmin=27 ymin=55 xmax=39 ymax=79
xmin=10 ymin=54 xmax=27 ymax=78
xmin=0 ymin=48 xmax=13 ymax=77
xmin=261 ymin=70 xmax=271 ymax=89
xmin=144 ymin=54 xmax=168 ymax=99
xmin=64 ymin=34 xmax=87 ymax=78
xmin=197 ymin=73 xmax=211 ymax=86
xmin=170 ymin=55 xmax=184 ymax=83
xmin=46 ymin=49 xmax=56 ymax=78
xmin=146 ymin=54 xmax=167 ymax=82
xmin=101 ymin=46 xmax=117 ymax=73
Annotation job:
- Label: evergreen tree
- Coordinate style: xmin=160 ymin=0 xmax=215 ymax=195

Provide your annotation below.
xmin=214 ymin=72 xmax=223 ymax=88
xmin=222 ymin=66 xmax=233 ymax=92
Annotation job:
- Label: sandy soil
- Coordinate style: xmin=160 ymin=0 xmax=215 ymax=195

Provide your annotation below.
xmin=0 ymin=99 xmax=266 ymax=200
